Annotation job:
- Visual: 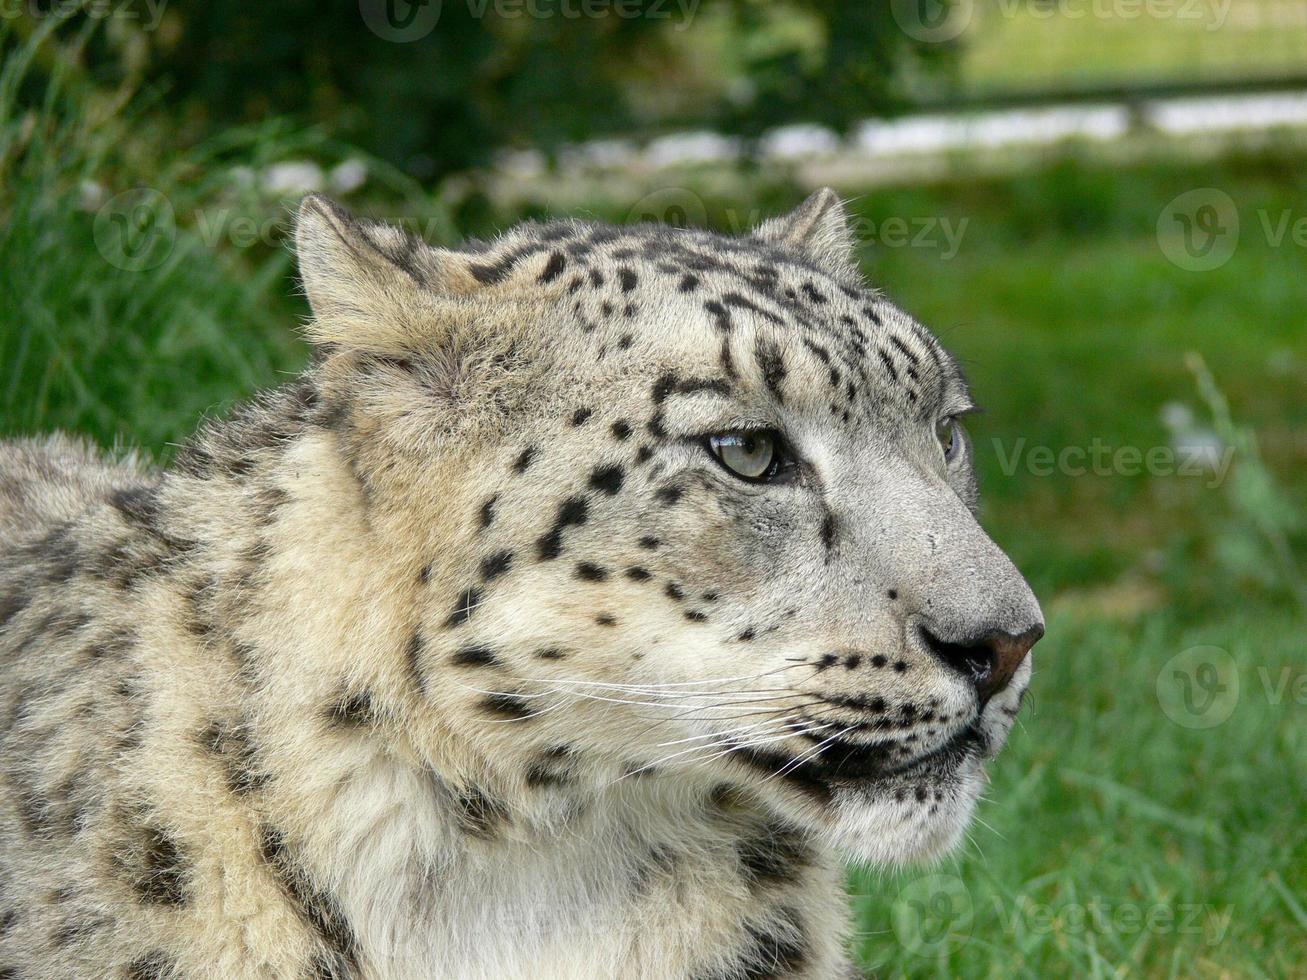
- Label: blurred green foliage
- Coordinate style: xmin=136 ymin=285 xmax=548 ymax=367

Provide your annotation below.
xmin=16 ymin=0 xmax=943 ymax=180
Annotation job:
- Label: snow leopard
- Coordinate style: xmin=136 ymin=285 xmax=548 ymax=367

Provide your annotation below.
xmin=0 ymin=188 xmax=1043 ymax=978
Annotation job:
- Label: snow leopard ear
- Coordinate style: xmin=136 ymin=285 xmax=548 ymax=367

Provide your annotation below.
xmin=294 ymin=195 xmax=481 ymax=354
xmin=755 ymin=188 xmax=859 ymax=278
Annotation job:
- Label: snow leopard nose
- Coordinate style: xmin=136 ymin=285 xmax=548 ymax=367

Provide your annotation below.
xmin=918 ymin=622 xmax=1044 ymax=705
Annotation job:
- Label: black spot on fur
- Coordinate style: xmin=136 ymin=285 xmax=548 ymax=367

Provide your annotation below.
xmin=720 ymin=338 xmax=738 ymax=379
xmin=684 ymin=610 xmax=708 ymax=623
xmin=610 ymin=420 xmax=632 ymax=441
xmin=535 ymin=647 xmax=566 ymax=660
xmin=631 ymin=844 xmax=677 ymax=895
xmin=737 ymin=628 xmax=756 ymax=642
xmin=656 ymin=484 xmax=684 ymax=507
xmin=589 ymin=465 xmax=624 ymax=496
xmin=729 ymin=746 xmax=832 ymax=804
xmin=513 ymin=446 xmax=536 ymax=474
xmin=456 ymin=790 xmax=509 ymax=839
xmin=469 ymin=243 xmax=546 ymax=285
xmin=754 ymin=336 xmax=788 ymax=404
xmin=665 ymin=583 xmax=684 ymax=601
xmin=801 ymin=282 xmax=827 ymax=304
xmin=722 ymin=291 xmax=784 ymax=324
xmin=110 ymin=485 xmax=162 ymax=531
xmin=327 ymin=691 xmax=375 ymax=728
xmin=525 ymin=746 xmax=574 ymax=788
xmin=571 ymin=407 xmax=593 ymax=427
xmin=480 ymin=550 xmax=514 ymax=581
xmin=735 ymin=911 xmax=809 ymax=979
xmin=736 ymin=824 xmax=813 ymax=890
xmin=406 ymin=631 xmax=426 ymax=692
xmin=625 ymin=567 xmax=652 ymax=582
xmin=50 ymin=913 xmax=110 ymax=948
xmin=889 ymin=334 xmax=920 ymax=365
xmin=539 ymin=251 xmax=566 ymax=282
xmin=125 ymin=951 xmax=177 ymax=980
xmin=704 ymin=300 xmax=731 ymax=332
xmin=595 ymin=614 xmax=617 ymax=627
xmin=652 ymin=371 xmax=731 ymax=406
xmin=445 ymin=587 xmax=483 ymax=627
xmin=536 ymin=496 xmax=589 ymax=561
xmin=575 ymin=562 xmax=609 ymax=582
xmin=479 ymin=693 xmax=532 ymax=719
xmin=133 ymin=827 xmax=190 ymax=907
xmin=259 ymin=827 xmax=359 ymax=976
xmin=638 ymin=536 xmax=660 ymax=550
xmin=635 ymin=446 xmax=654 ymax=464
xmin=31 ymin=524 xmax=80 ymax=583
xmin=478 ymin=495 xmax=498 ymax=531
xmin=878 ymin=349 xmax=899 ymax=383
xmin=820 ymin=514 xmax=837 ymax=555
xmin=618 ymin=268 xmax=638 ymax=292
xmin=0 ymin=591 xmax=31 ymax=631
xmin=200 ymin=720 xmax=268 ymax=795
xmin=453 ymin=645 xmax=499 ymax=668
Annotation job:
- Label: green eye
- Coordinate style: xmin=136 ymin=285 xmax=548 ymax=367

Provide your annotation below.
xmin=707 ymin=430 xmax=780 ymax=481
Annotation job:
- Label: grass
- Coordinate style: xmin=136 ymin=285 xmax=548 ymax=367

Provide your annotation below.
xmin=954 ymin=0 xmax=1307 ymax=96
xmin=3 ymin=19 xmax=1305 ymax=978
xmin=849 ymin=606 xmax=1307 ymax=977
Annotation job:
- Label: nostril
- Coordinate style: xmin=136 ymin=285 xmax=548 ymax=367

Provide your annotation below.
xmin=918 ymin=623 xmax=1044 ymax=704
xmin=918 ymin=625 xmax=995 ymax=688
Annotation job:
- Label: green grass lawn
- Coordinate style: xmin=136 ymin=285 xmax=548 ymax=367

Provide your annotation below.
xmin=3 ymin=25 xmax=1305 ymax=974
xmin=955 ymin=0 xmax=1307 ymax=95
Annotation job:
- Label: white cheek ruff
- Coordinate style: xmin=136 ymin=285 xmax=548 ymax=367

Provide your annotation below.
xmin=819 ymin=758 xmax=985 ymax=868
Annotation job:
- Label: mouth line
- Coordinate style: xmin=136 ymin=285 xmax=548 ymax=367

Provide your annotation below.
xmin=722 ymin=720 xmax=987 ymax=796
xmin=813 ymin=722 xmax=986 ymax=784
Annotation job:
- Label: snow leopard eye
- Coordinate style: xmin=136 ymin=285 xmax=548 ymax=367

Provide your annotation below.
xmin=936 ymin=416 xmax=962 ymax=463
xmin=707 ymin=430 xmax=782 ymax=482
